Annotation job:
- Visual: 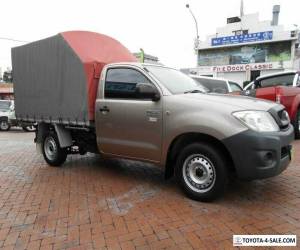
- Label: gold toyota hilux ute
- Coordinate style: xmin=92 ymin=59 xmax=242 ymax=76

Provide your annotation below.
xmin=12 ymin=32 xmax=294 ymax=201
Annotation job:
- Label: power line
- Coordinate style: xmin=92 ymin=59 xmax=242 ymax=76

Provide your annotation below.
xmin=0 ymin=37 xmax=30 ymax=43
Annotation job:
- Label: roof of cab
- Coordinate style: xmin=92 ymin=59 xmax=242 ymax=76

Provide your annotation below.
xmin=256 ymin=70 xmax=298 ymax=80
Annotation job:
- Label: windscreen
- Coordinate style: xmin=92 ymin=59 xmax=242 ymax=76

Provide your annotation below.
xmin=146 ymin=66 xmax=207 ymax=94
xmin=0 ymin=101 xmax=10 ymax=111
xmin=229 ymin=81 xmax=242 ymax=92
xmin=259 ymin=74 xmax=295 ymax=88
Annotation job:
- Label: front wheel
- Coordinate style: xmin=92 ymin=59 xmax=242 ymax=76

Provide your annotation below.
xmin=175 ymin=143 xmax=228 ymax=201
xmin=42 ymin=132 xmax=67 ymax=166
xmin=0 ymin=120 xmax=10 ymax=131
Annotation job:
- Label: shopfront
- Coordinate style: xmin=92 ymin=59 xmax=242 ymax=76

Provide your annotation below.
xmin=184 ymin=9 xmax=300 ymax=87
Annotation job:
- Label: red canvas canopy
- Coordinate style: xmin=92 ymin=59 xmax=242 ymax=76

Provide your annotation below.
xmin=61 ymin=31 xmax=138 ymax=120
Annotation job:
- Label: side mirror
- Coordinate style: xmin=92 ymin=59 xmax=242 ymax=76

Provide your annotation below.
xmin=253 ymin=80 xmax=261 ymax=89
xmin=135 ymin=83 xmax=160 ymax=101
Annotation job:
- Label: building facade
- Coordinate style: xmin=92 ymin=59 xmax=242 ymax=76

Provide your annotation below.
xmin=185 ymin=6 xmax=300 ymax=87
xmin=0 ymin=83 xmax=14 ymax=100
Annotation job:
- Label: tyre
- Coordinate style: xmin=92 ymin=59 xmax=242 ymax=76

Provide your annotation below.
xmin=22 ymin=125 xmax=36 ymax=132
xmin=175 ymin=143 xmax=228 ymax=202
xmin=42 ymin=132 xmax=67 ymax=166
xmin=293 ymin=109 xmax=300 ymax=139
xmin=0 ymin=120 xmax=10 ymax=131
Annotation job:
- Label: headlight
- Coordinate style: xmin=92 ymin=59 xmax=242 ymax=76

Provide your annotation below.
xmin=233 ymin=111 xmax=279 ymax=132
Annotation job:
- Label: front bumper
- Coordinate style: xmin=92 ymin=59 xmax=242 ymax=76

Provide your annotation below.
xmin=223 ymin=125 xmax=294 ymax=180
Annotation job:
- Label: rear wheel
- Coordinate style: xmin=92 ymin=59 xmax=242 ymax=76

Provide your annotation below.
xmin=175 ymin=143 xmax=228 ymax=201
xmin=293 ymin=109 xmax=300 ymax=139
xmin=42 ymin=132 xmax=67 ymax=166
xmin=22 ymin=125 xmax=36 ymax=132
xmin=0 ymin=120 xmax=10 ymax=131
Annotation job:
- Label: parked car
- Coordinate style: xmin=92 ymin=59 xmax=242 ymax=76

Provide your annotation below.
xmin=0 ymin=100 xmax=35 ymax=131
xmin=243 ymin=71 xmax=300 ymax=138
xmin=191 ymin=75 xmax=242 ymax=94
xmin=12 ymin=31 xmax=294 ymax=201
xmin=229 ymin=50 xmax=266 ymax=64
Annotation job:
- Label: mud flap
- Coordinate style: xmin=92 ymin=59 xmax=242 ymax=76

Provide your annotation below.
xmin=35 ymin=123 xmax=48 ymax=154
xmin=54 ymin=124 xmax=72 ymax=148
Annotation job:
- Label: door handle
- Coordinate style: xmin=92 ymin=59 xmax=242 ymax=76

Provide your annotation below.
xmin=99 ymin=106 xmax=110 ymax=112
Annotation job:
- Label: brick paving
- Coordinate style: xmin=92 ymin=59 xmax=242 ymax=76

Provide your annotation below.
xmin=0 ymin=129 xmax=299 ymax=249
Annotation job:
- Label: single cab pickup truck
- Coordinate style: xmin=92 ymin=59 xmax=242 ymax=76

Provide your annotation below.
xmin=12 ymin=31 xmax=294 ymax=201
xmin=243 ymin=71 xmax=300 ymax=137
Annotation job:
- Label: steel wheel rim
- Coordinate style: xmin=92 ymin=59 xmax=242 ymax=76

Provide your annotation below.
xmin=182 ymin=154 xmax=216 ymax=193
xmin=0 ymin=121 xmax=9 ymax=130
xmin=44 ymin=137 xmax=57 ymax=161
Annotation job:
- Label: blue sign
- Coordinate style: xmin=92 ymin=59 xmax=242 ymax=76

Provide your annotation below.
xmin=211 ymin=31 xmax=273 ymax=46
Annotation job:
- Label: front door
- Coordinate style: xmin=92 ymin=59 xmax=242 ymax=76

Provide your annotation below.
xmin=95 ymin=67 xmax=163 ymax=162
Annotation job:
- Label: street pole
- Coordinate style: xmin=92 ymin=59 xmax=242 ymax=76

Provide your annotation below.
xmin=186 ymin=3 xmax=199 ymax=48
xmin=140 ymin=48 xmax=145 ymax=63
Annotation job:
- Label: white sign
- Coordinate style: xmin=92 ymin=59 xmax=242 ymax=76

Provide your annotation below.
xmin=212 ymin=62 xmax=280 ymax=72
xmin=233 ymin=235 xmax=297 ymax=247
xmin=190 ymin=62 xmax=285 ymax=75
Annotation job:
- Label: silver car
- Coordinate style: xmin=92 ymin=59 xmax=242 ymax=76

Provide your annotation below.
xmin=0 ymin=100 xmax=35 ymax=131
xmin=191 ymin=75 xmax=242 ymax=94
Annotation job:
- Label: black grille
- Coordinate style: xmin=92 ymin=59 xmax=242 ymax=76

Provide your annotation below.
xmin=281 ymin=145 xmax=291 ymax=159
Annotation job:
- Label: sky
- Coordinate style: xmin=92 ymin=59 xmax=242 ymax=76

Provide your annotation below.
xmin=0 ymin=0 xmax=299 ymax=72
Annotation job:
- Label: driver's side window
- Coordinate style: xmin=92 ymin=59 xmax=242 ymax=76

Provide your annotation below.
xmin=105 ymin=68 xmax=151 ymax=99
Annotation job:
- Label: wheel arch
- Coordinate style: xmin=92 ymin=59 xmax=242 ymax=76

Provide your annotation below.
xmin=36 ymin=123 xmax=72 ymax=148
xmin=0 ymin=116 xmax=9 ymax=122
xmin=164 ymin=132 xmax=235 ymax=179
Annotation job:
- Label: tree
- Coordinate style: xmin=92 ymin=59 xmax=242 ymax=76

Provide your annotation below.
xmin=3 ymin=70 xmax=12 ymax=83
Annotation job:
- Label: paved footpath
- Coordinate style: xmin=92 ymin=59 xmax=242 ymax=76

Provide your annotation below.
xmin=0 ymin=130 xmax=299 ymax=249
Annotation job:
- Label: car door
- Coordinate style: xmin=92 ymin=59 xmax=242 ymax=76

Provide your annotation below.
xmin=95 ymin=67 xmax=163 ymax=162
xmin=10 ymin=101 xmax=16 ymax=120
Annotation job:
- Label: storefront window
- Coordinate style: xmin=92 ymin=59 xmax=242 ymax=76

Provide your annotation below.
xmin=198 ymin=41 xmax=291 ymax=66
